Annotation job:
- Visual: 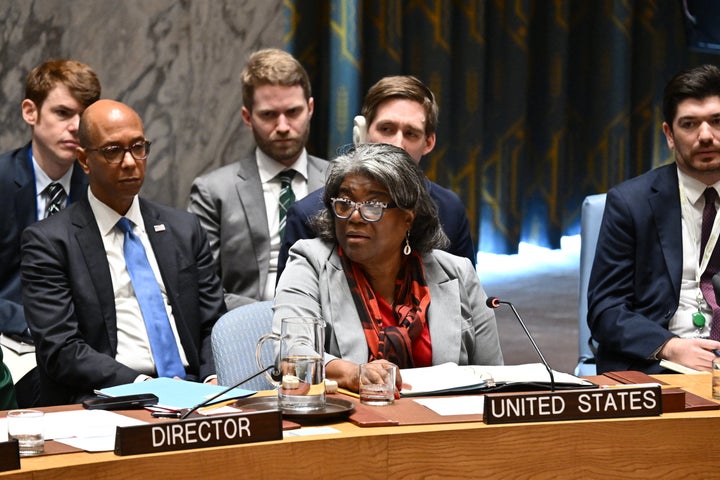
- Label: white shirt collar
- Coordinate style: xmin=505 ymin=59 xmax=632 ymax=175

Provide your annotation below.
xmin=87 ymin=188 xmax=144 ymax=237
xmin=32 ymin=157 xmax=73 ymax=197
xmin=677 ymin=166 xmax=720 ymax=207
xmin=255 ymin=147 xmax=308 ymax=184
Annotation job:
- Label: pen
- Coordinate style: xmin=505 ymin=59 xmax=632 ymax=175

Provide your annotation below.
xmin=600 ymin=383 xmax=680 ymax=389
xmin=337 ymin=388 xmax=360 ymax=398
xmin=151 ymin=411 xmax=181 ymax=419
xmin=713 ymin=349 xmax=720 ymax=357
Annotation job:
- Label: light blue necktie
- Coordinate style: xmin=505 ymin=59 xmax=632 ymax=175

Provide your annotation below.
xmin=116 ymin=217 xmax=185 ymax=378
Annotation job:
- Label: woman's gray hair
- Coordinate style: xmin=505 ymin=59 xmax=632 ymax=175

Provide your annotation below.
xmin=311 ymin=143 xmax=450 ymax=254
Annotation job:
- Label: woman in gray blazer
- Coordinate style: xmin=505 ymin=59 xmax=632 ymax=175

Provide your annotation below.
xmin=274 ymin=143 xmax=503 ymax=392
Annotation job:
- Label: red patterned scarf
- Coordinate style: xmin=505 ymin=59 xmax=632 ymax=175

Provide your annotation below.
xmin=338 ymin=246 xmax=431 ymax=368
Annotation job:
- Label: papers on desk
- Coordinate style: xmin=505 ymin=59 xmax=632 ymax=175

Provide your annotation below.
xmin=401 ymin=363 xmax=491 ymax=396
xmin=400 ymin=362 xmax=594 ymax=397
xmin=0 ymin=333 xmax=35 ymax=354
xmin=0 ymin=410 xmax=146 ymax=452
xmin=96 ymin=377 xmax=255 ymax=411
xmin=659 ymin=359 xmax=704 ymax=374
xmin=413 ymin=396 xmax=485 ymax=416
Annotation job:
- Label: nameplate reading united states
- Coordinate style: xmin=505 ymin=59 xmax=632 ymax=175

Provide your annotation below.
xmin=114 ymin=410 xmax=283 ymax=456
xmin=483 ymin=385 xmax=662 ymax=424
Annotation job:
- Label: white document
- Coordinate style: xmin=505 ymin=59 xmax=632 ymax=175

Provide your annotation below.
xmin=413 ymin=396 xmax=485 ymax=416
xmin=400 ymin=362 xmax=593 ymax=397
xmin=659 ymin=359 xmax=703 ymax=374
xmin=400 ymin=362 xmax=491 ymax=396
xmin=0 ymin=409 xmax=147 ymax=452
xmin=474 ymin=363 xmax=595 ymax=386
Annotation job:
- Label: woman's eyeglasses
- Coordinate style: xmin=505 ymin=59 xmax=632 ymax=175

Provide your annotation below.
xmin=331 ymin=197 xmax=397 ymax=222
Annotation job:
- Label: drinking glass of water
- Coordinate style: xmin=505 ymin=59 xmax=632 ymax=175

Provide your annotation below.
xmin=7 ymin=409 xmax=44 ymax=456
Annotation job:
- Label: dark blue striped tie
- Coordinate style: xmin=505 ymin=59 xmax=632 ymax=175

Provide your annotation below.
xmin=45 ymin=183 xmax=66 ymax=217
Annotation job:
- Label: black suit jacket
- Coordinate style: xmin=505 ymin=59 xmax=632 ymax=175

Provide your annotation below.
xmin=587 ymin=164 xmax=682 ymax=374
xmin=277 ymin=179 xmax=476 ymax=279
xmin=20 ymin=197 xmax=226 ymax=405
xmin=0 ymin=143 xmax=88 ymax=335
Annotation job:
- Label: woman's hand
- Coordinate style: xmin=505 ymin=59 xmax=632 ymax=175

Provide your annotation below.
xmin=326 ymin=358 xmax=403 ymax=395
xmin=326 ymin=358 xmax=361 ymax=391
xmin=368 ymin=360 xmax=402 ymax=398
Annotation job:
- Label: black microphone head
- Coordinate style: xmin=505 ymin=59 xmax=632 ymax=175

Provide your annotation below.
xmin=713 ymin=273 xmax=720 ymax=306
xmin=486 ymin=296 xmax=501 ymax=309
xmin=270 ymin=367 xmax=282 ymax=382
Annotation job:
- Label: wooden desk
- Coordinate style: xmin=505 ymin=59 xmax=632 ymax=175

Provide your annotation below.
xmin=1 ymin=374 xmax=717 ymax=479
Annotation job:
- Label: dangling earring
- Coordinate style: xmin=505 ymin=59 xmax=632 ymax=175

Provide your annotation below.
xmin=403 ymin=230 xmax=412 ymax=255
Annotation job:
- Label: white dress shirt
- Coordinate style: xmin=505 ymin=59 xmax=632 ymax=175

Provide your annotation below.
xmin=672 ymin=167 xmax=720 ymax=338
xmin=87 ymin=188 xmax=189 ymax=377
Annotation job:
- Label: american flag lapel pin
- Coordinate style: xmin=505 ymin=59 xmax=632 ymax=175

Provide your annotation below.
xmin=154 ymin=224 xmax=166 ymax=232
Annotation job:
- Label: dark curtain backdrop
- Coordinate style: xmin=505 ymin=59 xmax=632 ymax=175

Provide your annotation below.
xmin=284 ymin=0 xmax=718 ymax=254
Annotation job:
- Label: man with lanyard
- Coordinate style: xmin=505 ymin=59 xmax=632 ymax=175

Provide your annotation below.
xmin=588 ymin=64 xmax=720 ymax=374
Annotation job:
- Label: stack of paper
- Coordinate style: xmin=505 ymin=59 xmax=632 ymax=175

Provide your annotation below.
xmin=96 ymin=377 xmax=255 ymax=411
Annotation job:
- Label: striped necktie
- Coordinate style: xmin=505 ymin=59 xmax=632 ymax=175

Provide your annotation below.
xmin=116 ymin=217 xmax=186 ymax=378
xmin=278 ymin=170 xmax=296 ymax=241
xmin=45 ymin=183 xmax=67 ymax=217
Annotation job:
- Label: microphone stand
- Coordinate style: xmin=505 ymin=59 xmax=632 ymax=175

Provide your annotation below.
xmin=488 ymin=297 xmax=556 ymax=392
xmin=180 ymin=365 xmax=278 ymax=420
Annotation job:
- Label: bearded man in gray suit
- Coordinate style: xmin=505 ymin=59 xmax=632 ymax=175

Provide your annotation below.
xmin=189 ymin=49 xmax=327 ymax=309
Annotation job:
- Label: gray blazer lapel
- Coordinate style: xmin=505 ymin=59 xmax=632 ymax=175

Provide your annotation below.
xmin=235 ymin=158 xmax=270 ymax=289
xmin=307 ymin=155 xmax=328 ymax=192
xmin=73 ymin=201 xmax=118 ymax=351
xmin=424 ymin=257 xmax=462 ymax=365
xmin=325 ymin=252 xmax=370 ymax=362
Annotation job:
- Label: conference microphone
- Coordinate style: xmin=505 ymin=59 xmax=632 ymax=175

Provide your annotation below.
xmin=486 ymin=296 xmax=556 ymax=392
xmin=179 ymin=365 xmax=280 ymax=420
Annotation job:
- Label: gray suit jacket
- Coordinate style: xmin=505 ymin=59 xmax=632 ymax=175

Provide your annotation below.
xmin=274 ymin=239 xmax=504 ymax=366
xmin=188 ymin=153 xmax=328 ymax=309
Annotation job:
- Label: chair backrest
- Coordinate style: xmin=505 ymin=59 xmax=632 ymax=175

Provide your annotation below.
xmin=575 ymin=193 xmax=606 ymax=376
xmin=211 ymin=301 xmax=276 ymax=391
